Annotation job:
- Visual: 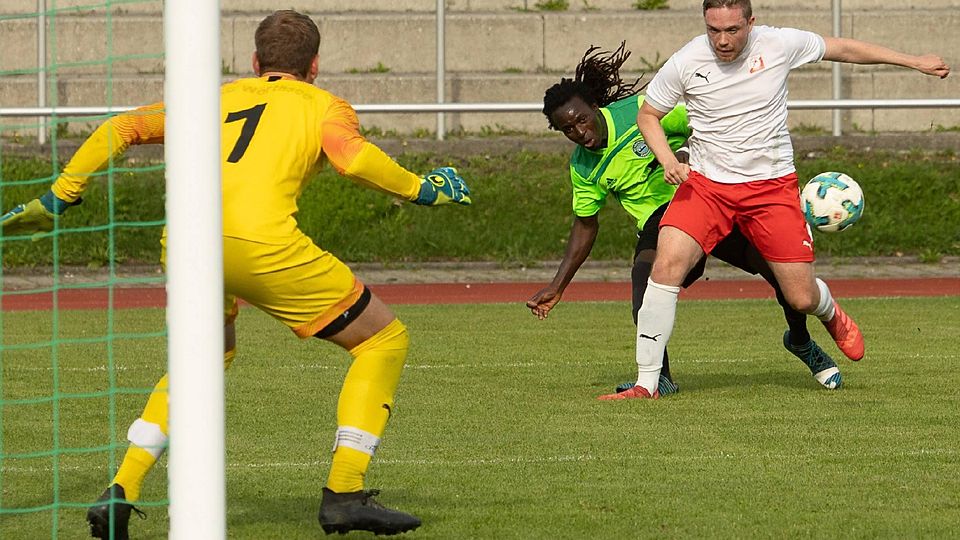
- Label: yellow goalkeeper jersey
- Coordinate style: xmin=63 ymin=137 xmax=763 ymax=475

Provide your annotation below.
xmin=52 ymin=75 xmax=422 ymax=243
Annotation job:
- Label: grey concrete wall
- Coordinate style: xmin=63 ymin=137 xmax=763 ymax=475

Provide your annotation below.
xmin=2 ymin=5 xmax=957 ymax=136
xmin=5 ymin=11 xmax=956 ymax=74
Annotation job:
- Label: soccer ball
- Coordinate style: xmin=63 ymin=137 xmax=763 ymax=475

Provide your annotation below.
xmin=800 ymin=172 xmax=865 ymax=233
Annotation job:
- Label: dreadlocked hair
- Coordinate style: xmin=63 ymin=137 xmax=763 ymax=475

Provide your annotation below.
xmin=542 ymin=41 xmax=646 ymax=130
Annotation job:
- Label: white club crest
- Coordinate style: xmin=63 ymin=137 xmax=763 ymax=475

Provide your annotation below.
xmin=633 ymin=140 xmax=651 ymax=158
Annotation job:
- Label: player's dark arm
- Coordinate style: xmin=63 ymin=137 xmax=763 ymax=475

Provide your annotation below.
xmin=822 ymin=37 xmax=950 ymax=78
xmin=549 ymin=214 xmax=599 ymax=293
xmin=527 ymin=214 xmax=598 ymax=319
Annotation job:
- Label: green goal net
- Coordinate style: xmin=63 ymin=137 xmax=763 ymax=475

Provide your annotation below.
xmin=1 ymin=1 xmax=169 ymax=537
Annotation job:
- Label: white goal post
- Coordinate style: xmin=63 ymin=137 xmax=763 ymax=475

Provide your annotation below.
xmin=164 ymin=1 xmax=225 ymax=539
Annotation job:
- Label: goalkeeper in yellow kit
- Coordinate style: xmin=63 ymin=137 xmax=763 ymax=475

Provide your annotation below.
xmin=1 ymin=10 xmax=469 ymax=538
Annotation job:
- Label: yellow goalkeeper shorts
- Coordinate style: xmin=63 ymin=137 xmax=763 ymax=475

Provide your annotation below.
xmin=163 ymin=232 xmax=364 ymax=338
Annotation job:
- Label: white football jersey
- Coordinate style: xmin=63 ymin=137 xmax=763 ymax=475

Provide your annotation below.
xmin=644 ymin=25 xmax=825 ymax=184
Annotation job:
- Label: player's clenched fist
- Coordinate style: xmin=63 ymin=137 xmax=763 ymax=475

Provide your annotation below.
xmin=413 ymin=167 xmax=472 ymax=206
xmin=662 ymin=161 xmax=690 ymax=186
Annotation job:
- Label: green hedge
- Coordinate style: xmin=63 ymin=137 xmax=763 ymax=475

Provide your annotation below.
xmin=1 ymin=148 xmax=958 ymax=267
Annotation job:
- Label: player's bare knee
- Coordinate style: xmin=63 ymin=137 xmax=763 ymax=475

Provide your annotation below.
xmin=651 ymin=257 xmax=693 ymax=287
xmin=317 ymin=289 xmax=402 ymax=350
xmin=784 ymin=290 xmax=818 ymax=313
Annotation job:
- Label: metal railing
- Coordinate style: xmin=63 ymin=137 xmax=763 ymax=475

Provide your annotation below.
xmin=4 ymin=99 xmax=960 ymax=119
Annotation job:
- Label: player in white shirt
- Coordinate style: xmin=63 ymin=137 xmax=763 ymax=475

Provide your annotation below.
xmin=607 ymin=0 xmax=950 ymax=400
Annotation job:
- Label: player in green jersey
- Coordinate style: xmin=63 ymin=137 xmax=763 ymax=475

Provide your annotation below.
xmin=525 ymin=43 xmax=842 ymax=396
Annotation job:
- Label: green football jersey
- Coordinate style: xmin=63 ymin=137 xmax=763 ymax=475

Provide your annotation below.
xmin=569 ymin=95 xmax=691 ymax=229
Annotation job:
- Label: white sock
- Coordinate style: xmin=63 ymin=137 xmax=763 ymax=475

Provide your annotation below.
xmin=635 ymin=278 xmax=680 ymax=393
xmin=812 ymin=278 xmax=836 ymax=321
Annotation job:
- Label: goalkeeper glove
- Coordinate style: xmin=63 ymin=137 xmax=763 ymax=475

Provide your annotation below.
xmin=1 ymin=190 xmax=79 ymax=238
xmin=413 ymin=167 xmax=472 ymax=206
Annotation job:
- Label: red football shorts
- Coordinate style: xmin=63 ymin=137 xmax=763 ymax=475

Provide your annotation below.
xmin=660 ymin=171 xmax=815 ymax=263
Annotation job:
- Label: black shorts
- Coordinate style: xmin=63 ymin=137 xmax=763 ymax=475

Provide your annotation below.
xmin=635 ymin=202 xmax=671 ymax=253
xmin=635 ymin=202 xmax=762 ymax=288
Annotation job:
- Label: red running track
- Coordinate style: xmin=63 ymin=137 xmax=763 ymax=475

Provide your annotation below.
xmin=2 ymin=278 xmax=958 ymax=311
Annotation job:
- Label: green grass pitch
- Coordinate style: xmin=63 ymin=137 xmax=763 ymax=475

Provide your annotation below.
xmin=2 ymin=296 xmax=959 ymax=538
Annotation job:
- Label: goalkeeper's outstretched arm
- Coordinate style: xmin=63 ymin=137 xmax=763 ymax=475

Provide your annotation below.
xmin=1 ymin=104 xmax=166 ymax=237
xmin=320 ymin=99 xmax=471 ymax=207
xmin=52 ymin=104 xmax=166 ymax=203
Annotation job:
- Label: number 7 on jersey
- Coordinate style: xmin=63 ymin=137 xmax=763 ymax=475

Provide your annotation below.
xmin=225 ymin=103 xmax=267 ymax=163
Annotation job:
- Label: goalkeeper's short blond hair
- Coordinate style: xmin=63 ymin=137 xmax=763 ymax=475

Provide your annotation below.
xmin=255 ymin=10 xmax=320 ymax=80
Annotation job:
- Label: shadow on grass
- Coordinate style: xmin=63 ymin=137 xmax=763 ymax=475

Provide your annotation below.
xmin=227 ymin=492 xmax=318 ymax=530
xmin=587 ymin=367 xmax=825 ymax=394
xmin=679 ymin=369 xmax=823 ymax=392
xmin=227 ymin=488 xmax=432 ymax=534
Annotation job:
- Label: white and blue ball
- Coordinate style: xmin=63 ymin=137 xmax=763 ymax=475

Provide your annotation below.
xmin=801 ymin=172 xmax=865 ymax=233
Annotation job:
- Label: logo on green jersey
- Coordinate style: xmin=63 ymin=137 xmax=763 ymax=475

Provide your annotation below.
xmin=632 ymin=141 xmax=651 ymax=158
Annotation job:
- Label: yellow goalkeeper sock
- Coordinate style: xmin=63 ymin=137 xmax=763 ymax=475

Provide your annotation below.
xmin=112 ymin=373 xmax=168 ymax=501
xmin=111 ymin=446 xmax=156 ymax=502
xmin=223 ymin=348 xmax=237 ymax=371
xmin=111 ymin=349 xmax=237 ymax=501
xmin=327 ymin=319 xmax=408 ymax=493
xmin=140 ymin=373 xmax=170 ymax=431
